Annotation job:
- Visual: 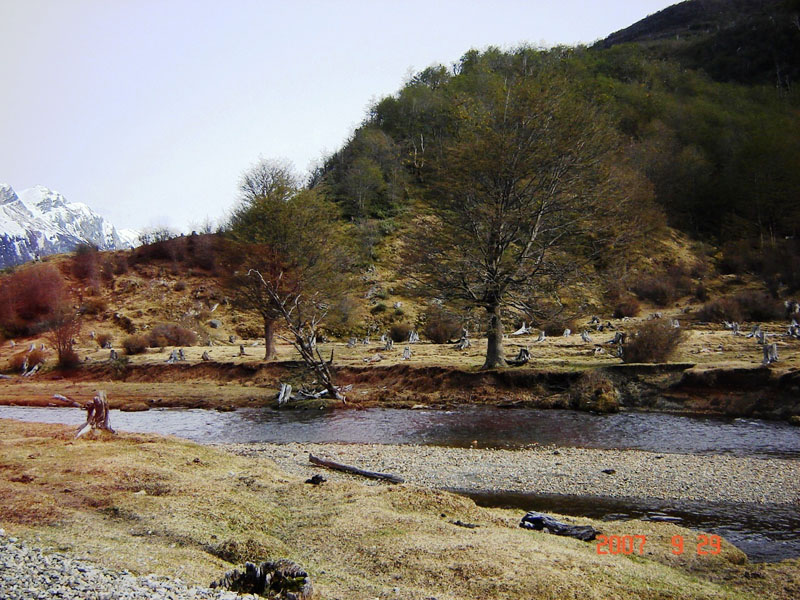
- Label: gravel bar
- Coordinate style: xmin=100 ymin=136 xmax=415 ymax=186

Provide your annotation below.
xmin=219 ymin=443 xmax=800 ymax=505
xmin=0 ymin=529 xmax=256 ymax=600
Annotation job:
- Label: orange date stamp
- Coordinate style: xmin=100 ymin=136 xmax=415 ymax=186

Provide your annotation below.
xmin=595 ymin=534 xmax=722 ymax=555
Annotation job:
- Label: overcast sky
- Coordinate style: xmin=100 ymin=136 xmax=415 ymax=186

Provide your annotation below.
xmin=1 ymin=0 xmax=677 ymax=233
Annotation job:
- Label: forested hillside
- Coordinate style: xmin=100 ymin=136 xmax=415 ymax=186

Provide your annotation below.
xmin=311 ymin=0 xmax=800 ymax=298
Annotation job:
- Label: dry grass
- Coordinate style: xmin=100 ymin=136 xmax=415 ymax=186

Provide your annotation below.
xmin=3 ymin=420 xmax=796 ymax=599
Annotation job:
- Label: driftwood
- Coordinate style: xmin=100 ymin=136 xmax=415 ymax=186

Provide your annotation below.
xmin=201 ymin=350 xmax=211 ymax=361
xmin=510 ymin=322 xmax=530 ymax=336
xmin=408 ymin=330 xmax=420 ymax=343
xmin=383 ymin=338 xmax=393 ymax=351
xmin=507 ymin=347 xmax=530 ymax=366
xmin=277 ymin=383 xmax=292 ymax=406
xmin=534 ymin=331 xmax=546 ymax=343
xmin=454 ymin=336 xmax=470 ymax=350
xmin=309 ymin=453 xmax=404 ymax=484
xmin=54 ymin=391 xmax=115 ymax=438
xmin=347 ymin=337 xmax=357 ymax=348
xmin=563 ymin=329 xmax=571 ymax=337
xmin=402 ymin=346 xmax=412 ymax=360
xmin=520 ymin=511 xmax=599 ymax=542
xmin=210 ymin=560 xmax=312 ymax=599
xmin=763 ymin=343 xmax=779 ymax=365
xmin=581 ymin=330 xmax=592 ymax=343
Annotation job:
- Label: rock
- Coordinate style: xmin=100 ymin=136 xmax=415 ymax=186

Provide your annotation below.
xmin=209 ymin=319 xmax=222 ymax=329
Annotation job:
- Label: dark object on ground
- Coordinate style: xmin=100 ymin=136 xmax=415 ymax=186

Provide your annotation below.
xmin=309 ymin=453 xmax=404 ymax=484
xmin=601 ymin=468 xmax=617 ymax=475
xmin=451 ymin=520 xmax=479 ymax=529
xmin=210 ymin=559 xmax=312 ymax=599
xmin=305 ymin=474 xmax=326 ymax=485
xmin=519 ymin=511 xmax=599 ymax=541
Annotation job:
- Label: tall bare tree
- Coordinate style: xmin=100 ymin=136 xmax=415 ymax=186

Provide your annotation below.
xmin=407 ymin=68 xmax=655 ymax=369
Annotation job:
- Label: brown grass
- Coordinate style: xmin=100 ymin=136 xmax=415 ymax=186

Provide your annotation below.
xmin=2 ymin=420 xmax=794 ymax=599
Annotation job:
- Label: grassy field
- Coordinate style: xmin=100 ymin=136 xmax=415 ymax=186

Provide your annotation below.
xmin=2 ymin=420 xmax=799 ymax=599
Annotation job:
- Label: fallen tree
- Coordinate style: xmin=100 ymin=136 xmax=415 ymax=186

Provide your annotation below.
xmin=53 ymin=391 xmax=115 ymax=438
xmin=309 ymin=453 xmax=404 ymax=484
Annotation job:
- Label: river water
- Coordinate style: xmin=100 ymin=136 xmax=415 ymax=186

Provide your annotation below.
xmin=2 ymin=405 xmax=798 ymax=562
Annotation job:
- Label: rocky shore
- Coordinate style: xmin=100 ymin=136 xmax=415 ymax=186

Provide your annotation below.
xmin=220 ymin=442 xmax=800 ymax=506
xmin=0 ymin=530 xmax=256 ymax=600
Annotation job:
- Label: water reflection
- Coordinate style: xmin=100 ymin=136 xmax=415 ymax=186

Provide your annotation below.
xmin=1 ymin=405 xmax=799 ymax=457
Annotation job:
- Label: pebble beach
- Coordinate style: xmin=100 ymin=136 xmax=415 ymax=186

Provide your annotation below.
xmin=220 ymin=442 xmax=800 ymax=506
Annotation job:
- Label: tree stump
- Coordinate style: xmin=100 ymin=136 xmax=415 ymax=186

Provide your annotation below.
xmin=210 ymin=560 xmax=312 ymax=600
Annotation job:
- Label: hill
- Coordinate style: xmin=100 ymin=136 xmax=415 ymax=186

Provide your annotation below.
xmin=596 ymin=0 xmax=800 ymax=88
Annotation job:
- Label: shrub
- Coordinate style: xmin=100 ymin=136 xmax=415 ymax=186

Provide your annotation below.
xmin=632 ymin=276 xmax=676 ymax=307
xmin=537 ymin=315 xmax=578 ymax=337
xmin=80 ymin=297 xmax=107 ymax=315
xmin=173 ymin=281 xmax=187 ymax=292
xmin=622 ymin=320 xmax=683 ymax=364
xmin=0 ymin=264 xmax=68 ymax=335
xmin=122 ymin=335 xmax=148 ymax=355
xmin=8 ymin=349 xmax=46 ymax=372
xmin=113 ymin=255 xmax=129 ymax=275
xmin=697 ymin=292 xmax=783 ymax=323
xmin=569 ymin=370 xmax=619 ymax=413
xmin=696 ymin=297 xmax=743 ymax=322
xmin=370 ymin=303 xmax=388 ymax=315
xmin=96 ymin=332 xmax=113 ymax=348
xmin=423 ymin=319 xmax=461 ymax=344
xmin=694 ymin=283 xmax=709 ymax=302
xmin=389 ymin=323 xmax=412 ymax=343
xmin=72 ymin=244 xmax=99 ymax=281
xmin=45 ymin=315 xmax=82 ymax=369
xmin=146 ymin=323 xmax=197 ymax=347
xmin=733 ymin=291 xmax=783 ymax=322
xmin=612 ymin=297 xmax=640 ymax=319
xmin=57 ymin=348 xmax=81 ymax=369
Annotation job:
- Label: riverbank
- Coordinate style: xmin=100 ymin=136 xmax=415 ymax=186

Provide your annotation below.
xmin=1 ymin=357 xmax=800 ymax=420
xmin=3 ymin=419 xmax=799 ymax=599
xmin=220 ymin=442 xmax=800 ymax=506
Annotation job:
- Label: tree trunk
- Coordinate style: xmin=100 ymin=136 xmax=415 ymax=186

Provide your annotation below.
xmin=482 ymin=304 xmax=508 ymax=369
xmin=264 ymin=318 xmax=276 ymax=360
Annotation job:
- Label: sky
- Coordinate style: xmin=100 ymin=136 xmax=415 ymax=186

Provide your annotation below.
xmin=0 ymin=0 xmax=678 ymax=233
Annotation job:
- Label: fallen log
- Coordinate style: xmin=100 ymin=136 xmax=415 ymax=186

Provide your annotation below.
xmin=308 ymin=453 xmax=404 ymax=484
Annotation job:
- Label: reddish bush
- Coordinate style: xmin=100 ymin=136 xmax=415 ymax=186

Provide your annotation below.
xmin=173 ymin=281 xmax=187 ymax=292
xmin=0 ymin=264 xmax=68 ymax=336
xmin=72 ymin=244 xmax=100 ymax=282
xmin=147 ymin=323 xmax=197 ymax=347
xmin=45 ymin=315 xmax=82 ymax=369
xmin=80 ymin=297 xmax=107 ymax=315
xmin=697 ymin=292 xmax=782 ymax=323
xmin=632 ymin=276 xmax=676 ymax=307
xmin=422 ymin=309 xmax=462 ymax=344
xmin=612 ymin=297 xmax=640 ymax=319
xmin=537 ymin=315 xmax=578 ymax=337
xmin=389 ymin=323 xmax=412 ymax=343
xmin=8 ymin=349 xmax=46 ymax=372
xmin=122 ymin=335 xmax=148 ymax=355
xmin=622 ymin=321 xmax=683 ymax=363
xmin=96 ymin=332 xmax=113 ymax=348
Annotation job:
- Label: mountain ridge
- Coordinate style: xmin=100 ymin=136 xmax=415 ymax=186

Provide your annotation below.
xmin=0 ymin=183 xmax=138 ymax=269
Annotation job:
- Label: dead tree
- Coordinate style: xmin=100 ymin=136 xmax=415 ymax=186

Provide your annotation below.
xmin=507 ymin=347 xmax=531 ymax=366
xmin=581 ymin=330 xmax=592 ymax=343
xmin=763 ymin=343 xmax=779 ymax=365
xmin=383 ymin=338 xmax=393 ymax=351
xmin=510 ymin=322 xmax=530 ymax=336
xmin=201 ymin=350 xmax=211 ymax=361
xmin=53 ymin=391 xmax=115 ymax=438
xmin=277 ymin=383 xmax=292 ymax=406
xmin=248 ymin=269 xmax=346 ymax=403
xmin=402 ymin=346 xmax=412 ymax=360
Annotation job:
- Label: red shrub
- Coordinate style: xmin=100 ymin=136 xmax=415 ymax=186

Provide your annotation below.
xmin=0 ymin=264 xmax=68 ymax=335
xmin=147 ymin=323 xmax=197 ymax=347
xmin=122 ymin=335 xmax=148 ymax=355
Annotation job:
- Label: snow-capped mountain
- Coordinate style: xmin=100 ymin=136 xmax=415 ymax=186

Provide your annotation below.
xmin=0 ymin=183 xmax=138 ymax=268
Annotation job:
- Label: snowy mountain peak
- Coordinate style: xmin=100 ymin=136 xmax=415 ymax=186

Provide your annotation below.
xmin=0 ymin=183 xmax=139 ymax=269
xmin=19 ymin=185 xmax=68 ymax=212
xmin=0 ymin=183 xmax=18 ymax=205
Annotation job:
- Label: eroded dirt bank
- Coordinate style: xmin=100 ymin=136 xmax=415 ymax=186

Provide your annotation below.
xmin=0 ymin=360 xmax=799 ymax=420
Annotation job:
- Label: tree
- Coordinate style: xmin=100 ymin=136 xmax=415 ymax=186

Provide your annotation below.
xmin=226 ymin=159 xmax=351 ymax=360
xmin=45 ymin=311 xmax=82 ymax=368
xmin=407 ymin=67 xmax=654 ymax=369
